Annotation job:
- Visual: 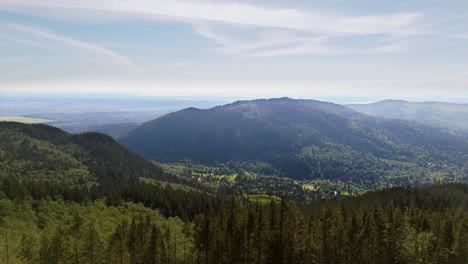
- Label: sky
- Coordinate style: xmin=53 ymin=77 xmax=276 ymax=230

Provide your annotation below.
xmin=0 ymin=0 xmax=468 ymax=101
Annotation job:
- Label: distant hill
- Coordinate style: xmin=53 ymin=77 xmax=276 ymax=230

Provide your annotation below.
xmin=347 ymin=100 xmax=468 ymax=132
xmin=79 ymin=122 xmax=139 ymax=139
xmin=0 ymin=122 xmax=176 ymax=188
xmin=120 ymin=98 xmax=468 ymax=185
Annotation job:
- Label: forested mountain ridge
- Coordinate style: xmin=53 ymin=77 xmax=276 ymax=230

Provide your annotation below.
xmin=120 ymin=98 xmax=468 ymax=185
xmin=0 ymin=121 xmax=176 ymax=188
xmin=348 ymin=99 xmax=468 ymax=132
xmin=0 ymin=121 xmax=467 ymax=263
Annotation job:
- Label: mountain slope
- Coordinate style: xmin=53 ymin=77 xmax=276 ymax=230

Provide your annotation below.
xmin=120 ymin=98 xmax=468 ymax=184
xmin=348 ymin=100 xmax=468 ymax=132
xmin=0 ymin=121 xmax=176 ymax=188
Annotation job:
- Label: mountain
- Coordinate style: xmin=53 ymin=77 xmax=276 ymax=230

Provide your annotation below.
xmin=0 ymin=121 xmax=176 ymax=188
xmin=347 ymin=100 xmax=468 ymax=132
xmin=120 ymin=98 xmax=468 ymax=185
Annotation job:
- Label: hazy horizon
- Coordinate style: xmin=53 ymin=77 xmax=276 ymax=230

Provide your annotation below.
xmin=2 ymin=92 xmax=467 ymax=120
xmin=1 ymin=0 xmax=468 ymax=99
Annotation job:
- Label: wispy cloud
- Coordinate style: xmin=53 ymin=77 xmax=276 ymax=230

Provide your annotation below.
xmin=0 ymin=58 xmax=22 ymax=63
xmin=193 ymin=23 xmax=409 ymax=57
xmin=0 ymin=1 xmax=426 ymax=34
xmin=0 ymin=0 xmax=428 ymax=57
xmin=192 ymin=23 xmax=333 ymax=57
xmin=451 ymin=33 xmax=468 ymax=39
xmin=0 ymin=33 xmax=50 ymax=49
xmin=0 ymin=22 xmax=134 ymax=67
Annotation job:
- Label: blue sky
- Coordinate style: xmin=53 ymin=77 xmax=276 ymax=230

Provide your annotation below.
xmin=0 ymin=0 xmax=467 ymax=101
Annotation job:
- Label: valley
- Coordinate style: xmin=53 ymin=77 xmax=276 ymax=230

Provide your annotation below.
xmin=3 ymin=97 xmax=467 ymax=199
xmin=119 ymin=98 xmax=468 ymax=194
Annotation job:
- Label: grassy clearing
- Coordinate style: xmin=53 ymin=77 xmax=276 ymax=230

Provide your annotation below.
xmin=0 ymin=116 xmax=53 ymax=124
xmin=140 ymin=177 xmax=199 ymax=192
xmin=242 ymin=194 xmax=281 ymax=204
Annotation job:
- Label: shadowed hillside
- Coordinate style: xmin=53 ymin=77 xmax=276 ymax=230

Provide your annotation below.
xmin=0 ymin=121 xmax=177 ymax=188
xmin=120 ymin=98 xmax=468 ymax=185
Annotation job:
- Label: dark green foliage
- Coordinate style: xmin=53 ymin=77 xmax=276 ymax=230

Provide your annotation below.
xmin=120 ymin=98 xmax=468 ymax=185
xmin=2 ymin=164 xmax=465 ymax=264
xmin=6 ymin=178 xmax=465 ymax=264
xmin=188 ymin=183 xmax=468 ymax=264
xmin=0 ymin=121 xmax=179 ymax=188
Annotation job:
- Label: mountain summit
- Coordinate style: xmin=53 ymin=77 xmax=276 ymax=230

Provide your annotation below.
xmin=120 ymin=98 xmax=467 ymax=184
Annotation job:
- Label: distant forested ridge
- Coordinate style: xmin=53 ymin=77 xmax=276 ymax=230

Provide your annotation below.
xmin=0 ymin=122 xmax=466 ymax=263
xmin=348 ymin=99 xmax=468 ymax=132
xmin=120 ymin=98 xmax=468 ymax=186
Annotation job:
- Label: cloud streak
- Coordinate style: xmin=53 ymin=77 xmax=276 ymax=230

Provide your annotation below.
xmin=193 ymin=23 xmax=408 ymax=57
xmin=451 ymin=33 xmax=468 ymax=39
xmin=0 ymin=1 xmax=426 ymax=34
xmin=0 ymin=23 xmax=134 ymax=67
xmin=0 ymin=0 xmax=428 ymax=57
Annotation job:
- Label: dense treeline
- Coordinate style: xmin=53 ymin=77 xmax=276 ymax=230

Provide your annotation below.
xmin=191 ymin=184 xmax=468 ymax=264
xmin=1 ymin=176 xmax=466 ymax=264
xmin=0 ymin=198 xmax=193 ymax=264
